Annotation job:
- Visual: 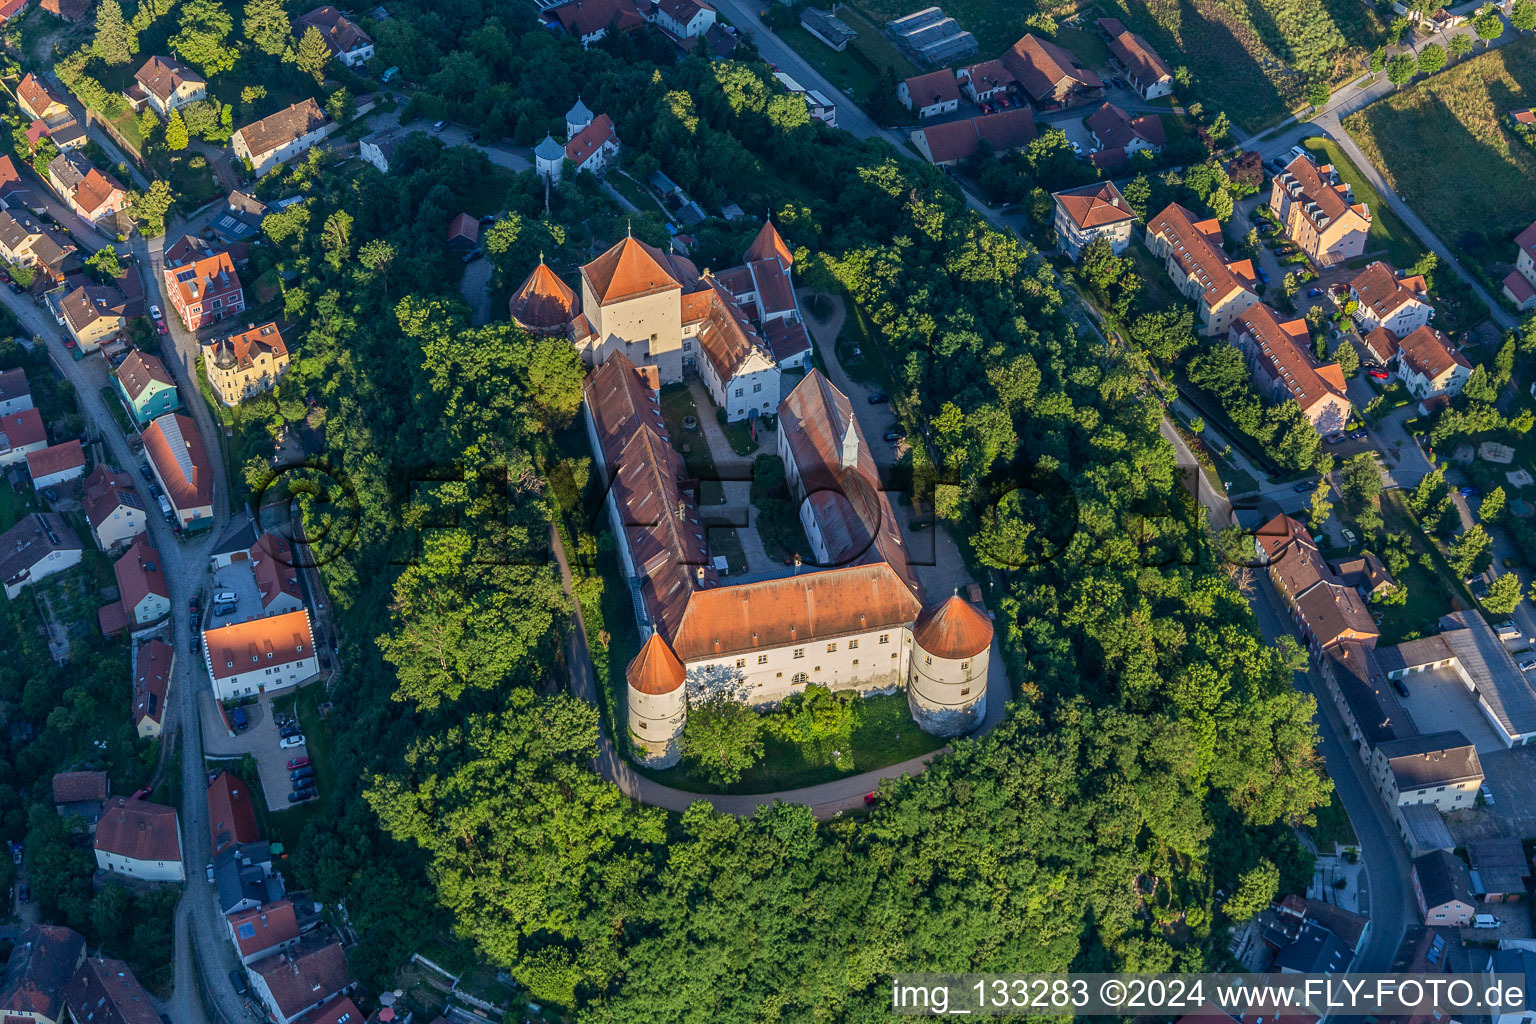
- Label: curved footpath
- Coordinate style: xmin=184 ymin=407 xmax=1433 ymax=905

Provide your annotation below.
xmin=550 ymin=525 xmax=1012 ymax=820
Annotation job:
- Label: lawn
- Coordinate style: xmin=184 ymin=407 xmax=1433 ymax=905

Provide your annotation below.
xmin=777 ymin=26 xmax=887 ymax=100
xmin=657 ymin=383 xmax=725 ymax=506
xmin=0 ymin=479 xmax=39 ymax=531
xmin=1308 ymin=787 xmax=1358 ymax=853
xmin=1374 ymin=489 xmax=1465 ymax=644
xmin=1300 ymin=138 xmax=1423 ymax=269
xmin=638 ymin=691 xmax=948 ymax=794
xmin=1343 ymin=38 xmax=1536 ymax=264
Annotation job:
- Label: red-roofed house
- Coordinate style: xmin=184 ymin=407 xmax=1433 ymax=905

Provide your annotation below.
xmin=248 ymin=941 xmax=354 ymax=1024
xmin=94 ymin=796 xmax=184 ymax=881
xmin=227 ymin=900 xmax=301 ymax=966
xmin=143 ymin=412 xmax=214 ymax=528
xmin=1000 ymin=33 xmax=1102 ymax=108
xmin=294 ymin=995 xmax=364 ymax=1024
xmin=1098 ymin=17 xmax=1174 ymax=99
xmin=163 ymin=244 xmax=243 ymax=330
xmin=1502 ymin=220 xmax=1536 ymax=312
xmin=0 ymin=925 xmax=86 ymax=1024
xmin=564 ymin=113 xmax=620 ymax=176
xmin=655 ymin=0 xmax=716 ymax=39
xmin=82 ymin=463 xmax=146 ymax=551
xmin=295 ymin=6 xmax=374 ymax=65
xmin=1395 ymin=325 xmax=1471 ymax=401
xmin=0 ymin=406 xmax=48 ymax=465
xmin=955 ymin=59 xmax=1014 ymax=103
xmin=446 ymin=213 xmax=478 ymax=250
xmin=1347 ymin=261 xmax=1433 ymax=335
xmin=897 ymin=70 xmax=960 ymax=119
xmin=97 ymin=534 xmax=170 ymax=635
xmin=27 ymin=439 xmax=85 ymax=489
xmin=202 ymin=608 xmax=317 ymax=700
xmin=133 ymin=637 xmax=172 ymax=738
xmin=1086 ymin=102 xmax=1165 ymax=168
xmin=1052 ymin=181 xmax=1137 ymax=260
xmin=1231 ymin=303 xmax=1353 ymax=436
xmin=207 ymin=771 xmax=261 ymax=855
xmin=543 ymin=0 xmax=645 ymax=47
xmin=910 ymin=108 xmax=1036 ymax=165
xmin=0 ymin=0 xmax=28 ymax=25
xmin=1146 ymin=202 xmax=1260 ymax=335
xmin=1270 ymin=152 xmax=1371 ymax=267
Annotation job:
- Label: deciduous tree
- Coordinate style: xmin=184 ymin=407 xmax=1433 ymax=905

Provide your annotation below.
xmin=242 ymin=0 xmax=291 ymax=55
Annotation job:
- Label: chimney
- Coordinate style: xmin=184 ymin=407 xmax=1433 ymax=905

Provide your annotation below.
xmin=1111 ymin=195 xmax=1120 ymax=207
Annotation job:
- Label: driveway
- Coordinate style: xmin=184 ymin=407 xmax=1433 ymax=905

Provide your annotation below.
xmin=200 ymin=691 xmax=311 ymax=812
xmin=460 ymin=255 xmax=493 ymax=325
xmin=796 ymin=289 xmax=902 ymax=466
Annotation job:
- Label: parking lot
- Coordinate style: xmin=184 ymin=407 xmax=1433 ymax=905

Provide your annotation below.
xmin=202 ymin=560 xmax=267 ymax=631
xmin=1396 ymin=665 xmax=1507 ymax=753
xmin=200 ymin=690 xmax=313 ymax=812
xmin=1477 ymin=743 xmax=1536 ymax=838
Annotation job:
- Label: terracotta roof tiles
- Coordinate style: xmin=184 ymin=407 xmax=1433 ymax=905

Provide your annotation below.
xmin=1053 ymin=181 xmax=1136 ymax=230
xmin=627 ymin=632 xmax=686 ymax=694
xmin=912 ymin=595 xmax=993 ymax=660
xmin=94 ymin=796 xmax=181 ymax=863
xmin=510 ymin=262 xmax=579 ymax=331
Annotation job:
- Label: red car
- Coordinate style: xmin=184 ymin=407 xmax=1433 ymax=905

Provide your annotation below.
xmin=1368 ymin=369 xmax=1390 ymax=380
xmin=995 ymin=95 xmax=1010 ymax=109
xmin=155 ymin=319 xmax=168 ymax=335
xmin=287 ymin=756 xmax=311 ymax=770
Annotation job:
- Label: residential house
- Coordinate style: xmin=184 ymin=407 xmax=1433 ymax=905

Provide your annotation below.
xmin=654 ymin=0 xmax=716 ymax=39
xmin=17 ymin=73 xmax=68 ymax=122
xmin=1346 ymin=261 xmax=1432 ymax=335
xmin=1321 ymin=640 xmax=1406 ymax=765
xmin=0 ymin=209 xmax=76 ymax=283
xmin=40 ymin=0 xmax=91 ymax=21
xmin=226 ymin=900 xmax=301 ymax=966
xmin=1500 ymin=220 xmax=1536 ymax=311
xmin=1254 ymin=514 xmax=1379 ymax=654
xmin=1370 ymin=730 xmax=1482 ymax=812
xmin=113 ymin=349 xmax=178 ymax=425
xmin=1000 ymin=33 xmax=1102 ymax=108
xmin=97 ymin=534 xmax=170 ymax=635
xmin=58 ymin=283 xmax=128 ymax=351
xmin=897 ymin=70 xmax=960 ymax=118
xmin=0 ymin=513 xmax=81 ymax=599
xmin=446 ymin=213 xmax=478 ymax=251
xmin=687 ymin=278 xmax=780 ymax=423
xmin=0 ymin=0 xmax=28 ymax=25
xmin=249 ymin=532 xmax=306 ymax=615
xmin=1145 ymin=202 xmax=1260 ymax=335
xmin=211 ymin=190 xmax=269 ymax=243
xmin=1362 ymin=326 xmax=1401 ymax=367
xmin=0 ymin=406 xmax=47 ymax=466
xmin=358 ymin=128 xmax=408 ymax=173
xmin=1486 ymin=950 xmax=1536 ymax=1024
xmin=201 ymin=322 xmax=290 ymax=405
xmin=81 ymin=464 xmax=145 ymax=551
xmin=212 ymin=842 xmax=283 ymax=915
xmin=1230 ymin=303 xmax=1353 ymax=436
xmin=799 ymin=6 xmax=856 ymax=51
xmin=0 ymin=925 xmax=86 ymax=1024
xmin=93 ymin=796 xmax=185 ymax=882
xmin=63 ymin=956 xmax=161 ymax=1024
xmin=207 ymin=770 xmax=261 ymax=856
xmin=542 ymin=0 xmax=645 ymax=47
xmin=1331 ymin=550 xmax=1395 ymax=597
xmin=232 ymin=99 xmax=335 ymax=177
xmin=1411 ymin=849 xmax=1476 ymax=927
xmin=163 ymin=241 xmax=244 ymax=330
xmin=1269 ymin=152 xmax=1371 ymax=267
xmin=293 ymin=996 xmax=364 ymax=1024
xmin=1395 ymin=324 xmax=1471 ymax=401
xmin=247 ymin=941 xmax=354 ymax=1024
xmin=883 ymin=7 xmax=977 ymax=66
xmin=296 ymin=6 xmax=375 ymax=66
xmin=564 ymin=113 xmax=620 ymax=178
xmin=132 ymin=637 xmax=172 ymax=738
xmin=202 ymin=608 xmax=318 ymax=701
xmin=46 ymin=151 xmax=126 ymax=224
xmin=27 ymin=439 xmax=85 ymax=489
xmin=51 ymin=770 xmax=108 ymax=824
xmin=909 ymin=107 xmax=1036 ymax=165
xmin=1466 ymin=837 xmax=1529 ymax=902
xmin=954 ymin=59 xmax=1014 ymax=103
xmin=1098 ymin=17 xmax=1173 ymax=98
xmin=1085 ymin=101 xmax=1165 ymax=169
xmin=0 ymin=365 xmax=31 ymax=416
xmin=131 ymin=55 xmax=206 ymax=118
xmin=1051 ymin=180 xmax=1136 ymax=261
xmin=143 ymin=412 xmax=215 ymax=529
xmin=1272 ymin=919 xmax=1350 ymax=974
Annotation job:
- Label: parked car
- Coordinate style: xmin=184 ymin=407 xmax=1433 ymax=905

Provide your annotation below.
xmin=461 ymin=248 xmax=483 ymax=264
xmin=1307 ymin=288 xmax=1323 ymax=297
xmin=205 ymin=862 xmax=214 ymax=883
xmin=155 ymin=319 xmax=168 ymax=336
xmin=1256 ymin=267 xmax=1270 ymax=284
xmin=230 ymin=707 xmax=248 ymax=731
xmin=432 ymin=120 xmax=447 ymax=132
xmin=280 ymin=735 xmax=306 ymax=749
xmin=229 ymin=971 xmax=247 ymax=995
xmin=291 ymin=767 xmax=314 ymax=782
xmin=1350 ymin=429 xmax=1367 ymax=440
xmin=1341 ymin=528 xmax=1356 ymax=544
xmin=1292 ymin=481 xmax=1313 ymax=493
xmin=1460 ymin=486 xmax=1479 ymax=497
xmin=148 ymin=304 xmax=161 ymax=321
xmin=11 ymin=843 xmax=20 ymax=865
xmin=17 ymin=883 xmax=28 ymax=903
xmin=1518 ymin=657 xmax=1536 ymax=672
xmin=42 ymin=487 xmax=57 ymax=502
xmin=188 ymin=596 xmax=199 ymax=614
xmin=190 ymin=634 xmax=199 ymax=653
xmin=289 ymin=787 xmax=316 ymax=802
xmin=279 ymin=723 xmax=301 ymax=738
xmin=882 ymin=430 xmax=905 ymax=442
xmin=1392 ymin=678 xmax=1409 ymax=698
xmin=1368 ymin=369 xmax=1390 ymax=380
xmin=1481 ymin=784 xmax=1496 ymax=805
xmin=867 ymin=392 xmax=889 ymax=405
xmin=287 ymin=756 xmax=311 ymax=770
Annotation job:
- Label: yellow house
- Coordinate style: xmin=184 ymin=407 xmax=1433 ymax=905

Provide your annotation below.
xmin=200 ymin=322 xmax=290 ymax=405
xmin=1269 ymin=153 xmax=1371 ymax=267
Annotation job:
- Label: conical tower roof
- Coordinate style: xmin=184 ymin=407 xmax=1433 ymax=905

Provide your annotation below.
xmin=566 ymin=97 xmax=593 ymax=126
xmin=745 ymin=219 xmax=793 ymax=268
xmin=509 ymin=260 xmax=578 ymax=331
xmin=912 ymin=595 xmax=993 ymax=661
xmin=627 ymin=632 xmax=686 ymax=695
xmin=535 ymin=134 xmax=565 ymax=161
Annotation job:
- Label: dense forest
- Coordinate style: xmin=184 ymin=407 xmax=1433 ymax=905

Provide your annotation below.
xmin=237 ymin=4 xmax=1337 ymax=1018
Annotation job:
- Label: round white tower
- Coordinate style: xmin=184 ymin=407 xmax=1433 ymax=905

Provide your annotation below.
xmin=534 ymin=134 xmax=565 ymax=183
xmin=908 ymin=595 xmax=992 ymax=737
xmin=626 ymin=632 xmax=687 ymax=767
xmin=565 ymin=97 xmax=594 ymax=140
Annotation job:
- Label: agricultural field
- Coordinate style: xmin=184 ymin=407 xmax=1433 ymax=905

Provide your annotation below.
xmin=850 ymin=0 xmax=1384 ymax=130
xmin=778 ymin=4 xmax=919 ymax=100
xmin=1344 ymin=37 xmax=1536 ymax=266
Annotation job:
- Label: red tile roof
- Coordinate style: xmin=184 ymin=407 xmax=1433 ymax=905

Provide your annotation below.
xmin=1234 ymin=303 xmax=1348 ymax=416
xmin=133 ymin=638 xmax=171 ymax=730
xmin=207 ymin=771 xmax=261 ymax=855
xmin=94 ymin=796 xmax=181 ymax=863
xmin=113 ymin=534 xmax=168 ymax=612
xmin=114 ymin=349 xmax=174 ymax=402
xmin=1280 ymin=154 xmax=1370 ymax=230
xmin=565 ymin=113 xmax=617 ymax=167
xmin=902 ymin=69 xmax=960 ymax=108
xmin=1001 ymin=33 xmax=1102 ymax=101
xmin=293 ymin=994 xmax=362 ymax=1024
xmin=74 ymin=168 xmax=126 ymax=219
xmin=1515 ymin=220 xmax=1536 ymax=262
xmin=1147 ymin=202 xmax=1258 ymax=304
xmin=1349 ymin=261 xmax=1429 ymax=320
xmin=133 ymin=56 xmax=205 ymax=106
xmin=0 ymin=406 xmax=46 ymax=452
xmin=1397 ymin=324 xmax=1469 ymax=381
xmin=581 ymin=236 xmax=685 ymax=306
xmin=957 ymin=59 xmax=1015 ymax=95
xmin=205 ymin=609 xmax=315 ymax=681
xmin=509 ymin=261 xmax=579 ymax=331
xmin=0 ymin=0 xmax=28 ymax=23
xmin=250 ymin=531 xmax=301 ymax=609
xmin=913 ymin=595 xmax=993 ymax=660
xmin=227 ymin=900 xmax=301 ymax=960
xmin=1087 ymin=102 xmax=1165 ymax=150
xmin=26 ymin=439 xmax=85 ymax=481
xmin=249 ymin=941 xmax=350 ymax=1020
xmin=143 ymin=412 xmax=213 ymax=513
xmin=0 ymin=925 xmax=85 ymax=1022
xmin=446 ymin=212 xmax=478 ymax=244
xmin=52 ymin=770 xmax=108 ymax=804
xmin=744 ymin=220 xmax=793 ymax=267
xmin=205 ymin=321 xmax=287 ymax=371
xmin=548 ymin=0 xmax=645 ymax=38
xmin=916 ymin=108 xmax=1037 ymax=163
xmin=235 ymin=98 xmax=330 ymax=160
xmin=1053 ymin=181 xmax=1136 ymax=230
xmin=17 ymin=73 xmax=65 ymax=119
xmin=166 ymin=249 xmax=242 ymax=310
xmin=295 ymin=5 xmax=372 ymax=54
xmin=627 ymin=632 xmax=685 ymax=694
xmin=1100 ymin=19 xmax=1172 ymax=88
xmin=64 ymin=956 xmax=160 ymax=1024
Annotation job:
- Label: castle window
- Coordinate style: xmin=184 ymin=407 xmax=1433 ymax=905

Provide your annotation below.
xmin=960 ymin=688 xmax=970 ymax=696
xmin=736 ymin=658 xmax=745 ymax=668
xmin=793 ymin=648 xmax=804 ymax=659
xmin=735 ymin=388 xmax=744 ymax=397
xmin=960 ymin=662 xmax=968 ymax=670
xmin=848 ymin=639 xmax=858 ymax=649
xmin=757 ymin=654 xmax=768 ymax=665
xmin=683 ymin=341 xmax=692 ymax=352
xmin=752 ymin=383 xmax=762 ymax=393
xmin=792 ymin=672 xmax=808 ymax=685
xmin=776 ymin=672 xmax=782 ymax=678
xmin=826 ymin=643 xmax=836 ymax=653
xmin=852 ymin=659 xmax=859 ymax=666
xmin=925 ymin=655 xmax=932 ymax=665
xmin=638 ymin=721 xmax=647 ymax=730
xmin=878 ymin=634 xmax=889 ymax=644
